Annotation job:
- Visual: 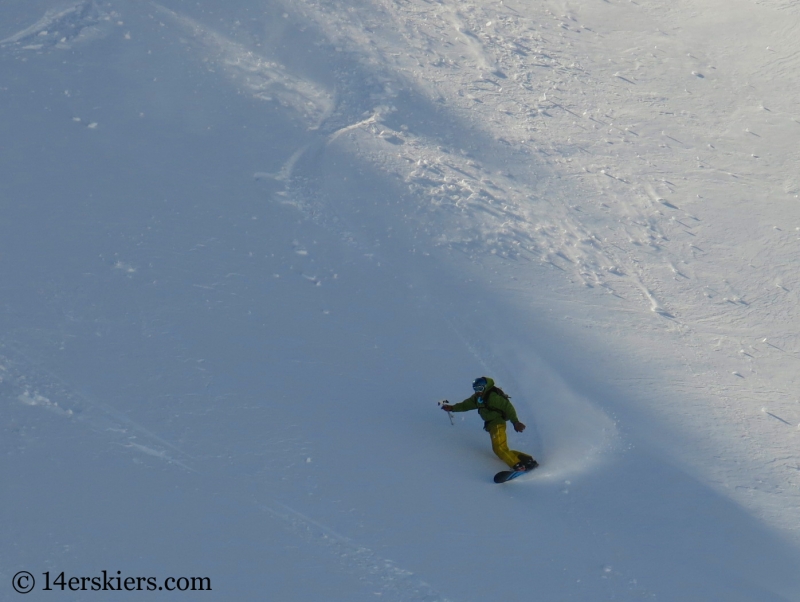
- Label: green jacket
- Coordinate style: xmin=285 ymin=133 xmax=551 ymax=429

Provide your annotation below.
xmin=449 ymin=377 xmax=519 ymax=429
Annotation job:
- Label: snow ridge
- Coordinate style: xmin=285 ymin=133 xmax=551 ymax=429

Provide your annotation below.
xmin=151 ymin=3 xmax=334 ymax=129
xmin=0 ymin=0 xmax=111 ymax=52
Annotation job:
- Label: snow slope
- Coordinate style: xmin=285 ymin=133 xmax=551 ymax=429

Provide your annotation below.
xmin=2 ymin=0 xmax=800 ymax=600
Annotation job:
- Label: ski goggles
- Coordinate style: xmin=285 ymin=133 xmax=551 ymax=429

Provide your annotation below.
xmin=472 ymin=378 xmax=487 ymax=393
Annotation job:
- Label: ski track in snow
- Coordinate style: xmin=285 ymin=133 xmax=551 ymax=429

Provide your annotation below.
xmin=0 ymin=344 xmax=196 ymax=473
xmin=259 ymin=501 xmax=452 ymax=602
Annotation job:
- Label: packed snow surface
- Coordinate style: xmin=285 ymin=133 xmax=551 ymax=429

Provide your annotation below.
xmin=2 ymin=0 xmax=800 ymax=600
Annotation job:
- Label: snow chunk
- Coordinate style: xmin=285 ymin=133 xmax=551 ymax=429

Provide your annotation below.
xmin=18 ymin=391 xmax=73 ymax=417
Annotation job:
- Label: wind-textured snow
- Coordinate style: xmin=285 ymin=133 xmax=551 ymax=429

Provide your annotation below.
xmin=2 ymin=0 xmax=800 ymax=600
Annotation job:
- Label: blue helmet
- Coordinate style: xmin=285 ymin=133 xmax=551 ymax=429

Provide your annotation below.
xmin=472 ymin=376 xmax=488 ymax=393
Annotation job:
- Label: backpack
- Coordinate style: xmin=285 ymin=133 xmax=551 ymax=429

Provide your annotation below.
xmin=480 ymin=386 xmax=512 ymax=429
xmin=489 ymin=385 xmax=511 ymax=401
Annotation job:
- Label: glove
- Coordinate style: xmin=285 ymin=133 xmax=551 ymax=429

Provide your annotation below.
xmin=441 ymin=403 xmax=454 ymax=412
xmin=513 ymin=421 xmax=526 ymax=433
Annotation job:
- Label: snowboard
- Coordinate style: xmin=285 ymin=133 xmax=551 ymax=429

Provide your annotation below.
xmin=493 ymin=462 xmax=538 ymax=484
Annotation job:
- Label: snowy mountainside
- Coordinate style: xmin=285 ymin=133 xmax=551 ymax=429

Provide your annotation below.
xmin=290 ymin=0 xmax=800 ymax=531
xmin=2 ymin=0 xmax=800 ymax=601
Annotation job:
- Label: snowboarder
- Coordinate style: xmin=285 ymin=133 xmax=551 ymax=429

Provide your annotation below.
xmin=441 ymin=377 xmax=538 ymax=473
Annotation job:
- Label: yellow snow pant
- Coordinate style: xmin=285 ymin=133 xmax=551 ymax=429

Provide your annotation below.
xmin=489 ymin=422 xmax=532 ymax=468
xmin=488 ymin=422 xmax=533 ymax=468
